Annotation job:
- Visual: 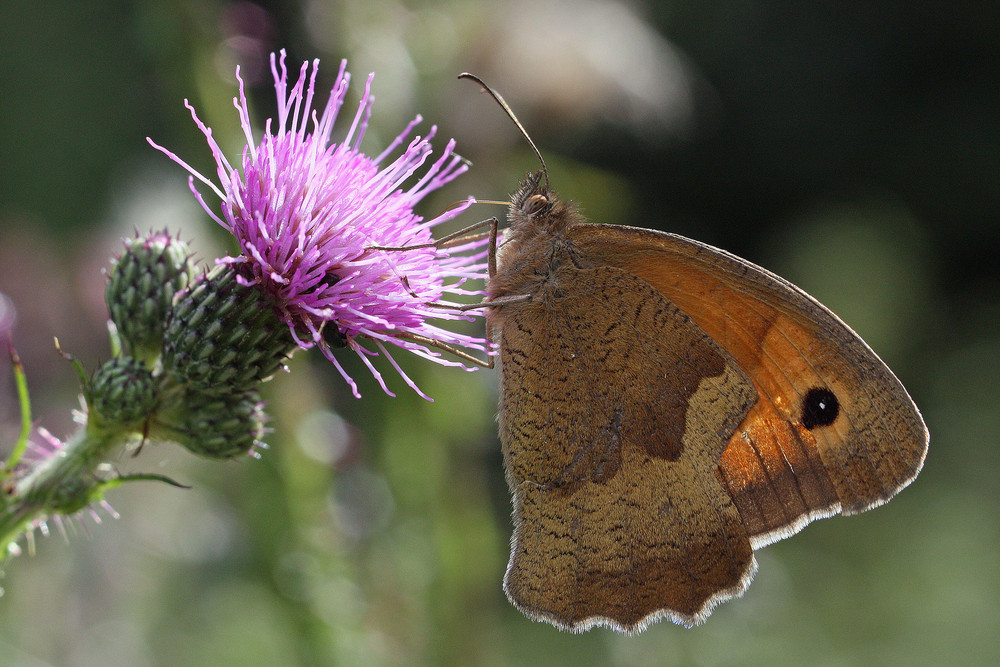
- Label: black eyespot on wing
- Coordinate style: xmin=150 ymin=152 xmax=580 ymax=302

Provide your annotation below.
xmin=801 ymin=387 xmax=839 ymax=430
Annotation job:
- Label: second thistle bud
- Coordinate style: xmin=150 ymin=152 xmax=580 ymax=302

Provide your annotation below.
xmin=106 ymin=232 xmax=195 ymax=363
xmin=91 ymin=356 xmax=158 ymax=430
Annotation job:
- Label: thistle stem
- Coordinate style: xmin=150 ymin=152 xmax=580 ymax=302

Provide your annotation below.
xmin=0 ymin=425 xmax=131 ymax=559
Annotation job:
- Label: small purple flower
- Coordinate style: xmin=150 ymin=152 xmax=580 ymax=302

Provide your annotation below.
xmin=149 ymin=51 xmax=489 ymax=399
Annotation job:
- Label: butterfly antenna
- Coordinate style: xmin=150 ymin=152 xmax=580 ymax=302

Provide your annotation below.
xmin=458 ymin=73 xmax=548 ymax=182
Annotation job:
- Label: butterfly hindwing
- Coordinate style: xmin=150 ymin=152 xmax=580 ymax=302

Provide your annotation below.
xmin=496 ymin=259 xmax=758 ymax=631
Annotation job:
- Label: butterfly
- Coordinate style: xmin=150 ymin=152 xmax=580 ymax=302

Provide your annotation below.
xmin=460 ymin=74 xmax=928 ymax=634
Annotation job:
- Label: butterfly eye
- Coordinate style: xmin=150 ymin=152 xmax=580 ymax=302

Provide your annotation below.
xmin=524 ymin=194 xmax=549 ymax=216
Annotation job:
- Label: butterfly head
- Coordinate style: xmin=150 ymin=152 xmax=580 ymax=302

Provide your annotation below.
xmin=508 ymin=169 xmax=578 ymax=235
xmin=456 ymin=74 xmax=578 ymax=234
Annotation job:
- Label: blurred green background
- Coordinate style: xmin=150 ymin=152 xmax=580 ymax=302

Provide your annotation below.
xmin=1 ymin=1 xmax=997 ymax=665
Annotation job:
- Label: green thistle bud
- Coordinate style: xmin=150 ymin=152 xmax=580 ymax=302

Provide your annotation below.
xmin=91 ymin=356 xmax=158 ymax=429
xmin=170 ymin=388 xmax=267 ymax=459
xmin=162 ymin=264 xmax=295 ymax=393
xmin=106 ymin=231 xmax=195 ymax=363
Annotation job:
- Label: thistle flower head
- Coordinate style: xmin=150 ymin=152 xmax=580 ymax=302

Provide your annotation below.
xmin=149 ymin=51 xmax=488 ymax=399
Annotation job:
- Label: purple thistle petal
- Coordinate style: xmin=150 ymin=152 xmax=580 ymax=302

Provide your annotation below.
xmin=149 ymin=50 xmax=490 ymax=398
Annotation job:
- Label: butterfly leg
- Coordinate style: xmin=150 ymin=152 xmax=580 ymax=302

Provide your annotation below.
xmin=367 ymin=216 xmax=499 ymax=253
xmin=392 ymin=331 xmax=495 ymax=368
xmin=368 ymin=216 xmax=511 ymax=369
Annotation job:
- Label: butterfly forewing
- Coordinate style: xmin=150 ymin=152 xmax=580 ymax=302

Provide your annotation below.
xmin=567 ymin=224 xmax=928 ymax=543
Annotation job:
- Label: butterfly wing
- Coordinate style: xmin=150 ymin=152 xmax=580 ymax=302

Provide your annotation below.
xmin=567 ymin=223 xmax=928 ymax=547
xmin=496 ymin=260 xmax=761 ymax=632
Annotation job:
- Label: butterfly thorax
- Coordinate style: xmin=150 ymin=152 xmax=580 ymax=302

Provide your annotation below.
xmin=490 ymin=173 xmax=590 ymax=305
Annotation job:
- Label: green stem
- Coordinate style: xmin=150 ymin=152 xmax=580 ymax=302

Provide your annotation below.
xmin=0 ymin=425 xmax=131 ymax=559
xmin=2 ymin=347 xmax=33 ymax=473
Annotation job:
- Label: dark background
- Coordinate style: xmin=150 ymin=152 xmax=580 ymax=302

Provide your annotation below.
xmin=0 ymin=1 xmax=997 ymax=665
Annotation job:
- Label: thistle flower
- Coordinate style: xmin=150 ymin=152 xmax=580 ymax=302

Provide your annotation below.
xmin=148 ymin=51 xmax=489 ymax=399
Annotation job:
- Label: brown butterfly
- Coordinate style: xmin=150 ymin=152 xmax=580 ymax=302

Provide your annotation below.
xmin=460 ymin=75 xmax=928 ymax=634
